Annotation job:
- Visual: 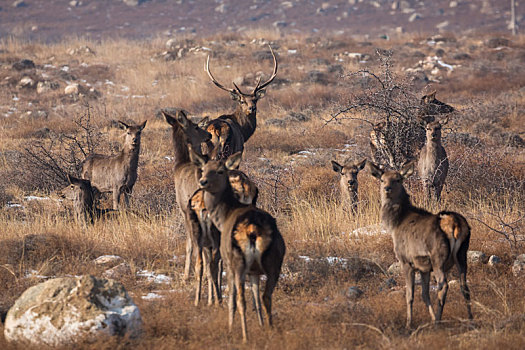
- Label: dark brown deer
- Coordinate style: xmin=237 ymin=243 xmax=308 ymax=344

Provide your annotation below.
xmin=331 ymin=158 xmax=366 ymax=208
xmin=162 ymin=110 xmax=212 ymax=283
xmin=369 ymin=91 xmax=454 ymax=168
xmin=418 ymin=118 xmax=449 ymax=202
xmin=190 ymin=150 xmax=285 ymax=342
xmin=367 ymin=160 xmax=472 ymax=328
xmin=81 ymin=120 xmax=146 ymax=209
xmin=203 ymin=46 xmax=278 ymax=159
xmin=187 ymin=169 xmax=258 ymax=307
xmin=60 ymin=174 xmax=114 ymax=224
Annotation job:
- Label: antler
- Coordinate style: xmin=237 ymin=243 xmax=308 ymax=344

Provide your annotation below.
xmin=205 ymin=45 xmax=278 ymax=97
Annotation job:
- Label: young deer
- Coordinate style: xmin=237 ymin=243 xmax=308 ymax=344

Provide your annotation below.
xmin=81 ymin=120 xmax=146 ymax=210
xmin=60 ymin=174 xmax=113 ymax=224
xmin=190 ymin=150 xmax=285 ymax=342
xmin=367 ymin=161 xmax=472 ymax=328
xmin=187 ymin=170 xmax=258 ymax=307
xmin=203 ymin=46 xmax=277 ymax=159
xmin=418 ymin=118 xmax=449 ymax=203
xmin=331 ymin=158 xmax=366 ymax=208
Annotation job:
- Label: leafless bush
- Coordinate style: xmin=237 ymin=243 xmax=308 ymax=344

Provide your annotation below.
xmin=19 ymin=104 xmax=103 ymax=191
xmin=472 ymin=211 xmax=525 ymax=251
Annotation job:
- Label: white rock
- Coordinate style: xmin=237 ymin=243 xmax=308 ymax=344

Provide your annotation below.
xmin=94 ymin=255 xmax=124 ymax=266
xmin=18 ymin=76 xmax=34 ymax=88
xmin=103 ymin=263 xmax=132 ymax=279
xmin=64 ymin=83 xmax=79 ymax=94
xmin=36 ymin=81 xmax=59 ymax=94
xmin=409 ymin=13 xmax=422 ymax=22
xmin=449 ymin=1 xmax=458 ymax=8
xmin=488 ymin=255 xmax=501 ymax=266
xmin=4 ymin=275 xmax=142 ymax=346
xmin=468 ymin=250 xmax=488 ymax=264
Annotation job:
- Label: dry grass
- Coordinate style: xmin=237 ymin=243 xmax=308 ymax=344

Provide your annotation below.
xmin=0 ymin=32 xmax=525 ymax=348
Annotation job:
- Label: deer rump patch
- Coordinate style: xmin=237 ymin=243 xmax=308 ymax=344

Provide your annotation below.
xmin=233 ymin=215 xmax=272 ymax=273
xmin=438 ymin=213 xmax=461 ymax=240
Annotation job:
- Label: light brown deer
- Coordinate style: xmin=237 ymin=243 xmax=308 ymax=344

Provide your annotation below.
xmin=187 ymin=169 xmax=258 ymax=307
xmin=60 ymin=174 xmax=114 ymax=224
xmin=331 ymin=158 xmax=366 ymax=208
xmin=203 ymin=45 xmax=278 ymax=159
xmin=162 ymin=110 xmax=212 ymax=283
xmin=81 ymin=120 xmax=146 ymax=210
xmin=190 ymin=150 xmax=285 ymax=342
xmin=418 ymin=118 xmax=449 ymax=202
xmin=367 ymin=160 xmax=472 ymax=328
xmin=369 ymin=91 xmax=454 ymax=168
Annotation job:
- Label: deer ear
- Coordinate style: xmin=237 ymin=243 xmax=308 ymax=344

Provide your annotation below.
xmin=255 ymin=89 xmax=266 ymax=99
xmin=225 ymin=152 xmax=243 ymax=170
xmin=331 ymin=160 xmax=343 ymax=173
xmin=356 ymin=158 xmax=367 ymax=171
xmin=67 ymin=174 xmax=81 ymax=185
xmin=117 ymin=121 xmax=129 ymax=129
xmin=188 ymin=144 xmax=207 ymax=167
xmin=229 ymin=92 xmax=241 ymax=101
xmin=139 ymin=120 xmax=147 ymax=131
xmin=176 ymin=110 xmax=190 ymax=128
xmin=198 ymin=116 xmax=210 ymax=128
xmin=428 ymin=91 xmax=436 ymax=100
xmin=400 ymin=161 xmax=415 ymax=178
xmin=162 ymin=111 xmax=177 ymax=126
xmin=366 ymin=161 xmax=384 ymax=179
xmin=440 ymin=117 xmax=449 ymax=126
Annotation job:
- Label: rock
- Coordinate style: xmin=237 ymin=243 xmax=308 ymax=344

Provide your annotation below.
xmin=31 ymin=127 xmax=52 ymax=139
xmin=388 ymin=262 xmax=401 ymax=275
xmin=94 ymin=255 xmax=124 ymax=267
xmin=512 ymin=254 xmax=525 ymax=277
xmin=382 ymin=277 xmax=397 ymax=290
xmin=123 ymin=0 xmax=141 ymax=6
xmin=449 ymin=1 xmax=458 ymax=7
xmin=452 ymin=52 xmax=471 ymax=60
xmin=64 ymin=83 xmax=79 ymax=95
xmin=67 ymin=45 xmax=95 ymax=56
xmin=165 ymin=38 xmax=177 ymax=50
xmin=103 ymin=263 xmax=132 ymax=280
xmin=488 ymin=255 xmax=501 ymax=266
xmin=436 ymin=21 xmax=449 ymax=30
xmin=36 ymin=81 xmax=59 ymax=94
xmin=468 ymin=250 xmax=488 ymax=264
xmin=18 ymin=76 xmax=35 ymax=89
xmin=12 ymin=59 xmax=35 ymax=71
xmin=343 ymin=286 xmax=363 ymax=299
xmin=4 ymin=275 xmax=142 ymax=346
xmin=12 ymin=0 xmax=27 ymax=8
xmin=273 ymin=21 xmax=288 ymax=28
xmin=399 ymin=1 xmax=410 ymax=10
xmin=486 ymin=38 xmax=510 ymax=49
xmin=305 ymin=70 xmax=328 ymax=84
xmin=69 ymin=0 xmax=82 ymax=6
xmin=408 ymin=13 xmax=422 ymax=22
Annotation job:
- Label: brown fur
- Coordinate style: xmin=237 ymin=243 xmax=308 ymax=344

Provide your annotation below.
xmin=190 ymin=150 xmax=285 ymax=343
xmin=331 ymin=158 xmax=366 ymax=208
xmin=81 ymin=120 xmax=146 ymax=209
xmin=367 ymin=160 xmax=472 ymax=328
xmin=203 ymin=46 xmax=277 ymax=160
xmin=418 ymin=118 xmax=449 ymax=202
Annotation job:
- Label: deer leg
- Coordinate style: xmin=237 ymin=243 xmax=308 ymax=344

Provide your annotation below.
xmin=184 ymin=236 xmax=193 ymax=281
xmin=227 ymin=267 xmax=236 ymax=333
xmin=249 ymin=274 xmax=263 ymax=327
xmin=112 ymin=188 xmax=121 ymax=210
xmin=202 ymin=246 xmax=214 ymax=306
xmin=433 ymin=268 xmax=448 ymax=322
xmin=194 ymin=245 xmax=203 ymax=307
xmin=262 ymin=270 xmax=280 ymax=327
xmin=234 ymin=269 xmax=247 ymax=342
xmin=420 ymin=271 xmax=436 ymax=323
xmin=210 ymin=240 xmax=221 ymax=305
xmin=455 ymin=243 xmax=472 ymax=319
xmin=403 ymin=263 xmax=415 ymax=328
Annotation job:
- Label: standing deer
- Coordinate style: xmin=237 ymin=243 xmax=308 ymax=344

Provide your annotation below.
xmin=367 ymin=160 xmax=472 ymax=328
xmin=60 ymin=174 xmax=113 ymax=224
xmin=81 ymin=120 xmax=146 ymax=210
xmin=203 ymin=45 xmax=278 ymax=159
xmin=418 ymin=118 xmax=449 ymax=203
xmin=190 ymin=149 xmax=285 ymax=343
xmin=369 ymin=91 xmax=454 ymax=168
xmin=331 ymin=158 xmax=367 ymax=208
xmin=188 ymin=169 xmax=258 ymax=307
xmin=162 ymin=110 xmax=212 ymax=286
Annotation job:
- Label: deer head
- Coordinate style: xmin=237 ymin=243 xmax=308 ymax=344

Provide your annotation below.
xmin=118 ymin=120 xmax=147 ymax=149
xmin=419 ymin=91 xmax=454 ymax=123
xmin=331 ymin=158 xmax=366 ymax=205
xmin=205 ymin=45 xmax=278 ymax=117
xmin=163 ymin=110 xmax=212 ymax=153
xmin=368 ymin=160 xmax=414 ymax=203
xmin=425 ymin=117 xmax=448 ymax=142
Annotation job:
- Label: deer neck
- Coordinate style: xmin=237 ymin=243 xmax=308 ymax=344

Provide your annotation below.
xmin=121 ymin=141 xmax=140 ymax=167
xmin=203 ymin=182 xmax=243 ymax=233
xmin=170 ymin=126 xmax=190 ymax=169
xmin=233 ymin=105 xmax=257 ymax=142
xmin=380 ymin=188 xmax=411 ymax=230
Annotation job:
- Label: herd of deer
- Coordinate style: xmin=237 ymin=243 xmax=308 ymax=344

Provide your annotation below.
xmin=59 ymin=47 xmax=472 ymax=341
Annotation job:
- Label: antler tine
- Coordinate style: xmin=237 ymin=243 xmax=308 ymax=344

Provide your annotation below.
xmin=205 ymin=55 xmax=236 ymax=94
xmin=253 ymin=45 xmax=278 ymax=94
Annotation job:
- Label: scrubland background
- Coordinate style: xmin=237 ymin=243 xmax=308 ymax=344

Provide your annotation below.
xmin=0 ymin=2 xmax=525 ymax=348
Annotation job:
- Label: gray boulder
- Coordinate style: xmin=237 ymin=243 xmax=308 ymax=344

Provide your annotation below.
xmin=512 ymin=254 xmax=525 ymax=277
xmin=467 ymin=250 xmax=488 ymax=264
xmin=4 ymin=275 xmax=142 ymax=346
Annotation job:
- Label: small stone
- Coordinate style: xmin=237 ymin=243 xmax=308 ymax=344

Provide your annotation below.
xmin=36 ymin=81 xmax=59 ymax=94
xmin=94 ymin=255 xmax=124 ymax=267
xmin=449 ymin=1 xmax=458 ymax=8
xmin=103 ymin=263 xmax=132 ymax=280
xmin=409 ymin=13 xmax=422 ymax=22
xmin=388 ymin=262 xmax=401 ymax=275
xmin=64 ymin=83 xmax=79 ymax=95
xmin=12 ymin=59 xmax=35 ymax=71
xmin=488 ymin=255 xmax=501 ymax=266
xmin=18 ymin=76 xmax=34 ymax=88
xmin=344 ymin=286 xmax=363 ymax=299
xmin=468 ymin=251 xmax=488 ymax=264
xmin=12 ymin=0 xmax=27 ymax=8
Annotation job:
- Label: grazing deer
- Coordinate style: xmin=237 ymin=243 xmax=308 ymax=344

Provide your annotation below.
xmin=60 ymin=174 xmax=113 ymax=224
xmin=331 ymin=158 xmax=366 ymax=208
xmin=188 ymin=170 xmax=258 ymax=307
xmin=367 ymin=160 xmax=472 ymax=328
xmin=162 ymin=110 xmax=212 ymax=285
xmin=418 ymin=118 xmax=449 ymax=203
xmin=203 ymin=45 xmax=278 ymax=159
xmin=369 ymin=91 xmax=454 ymax=168
xmin=190 ymin=149 xmax=285 ymax=342
xmin=81 ymin=120 xmax=146 ymax=210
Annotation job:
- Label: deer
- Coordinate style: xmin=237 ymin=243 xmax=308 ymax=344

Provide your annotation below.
xmin=202 ymin=45 xmax=278 ymax=160
xmin=187 ymin=170 xmax=258 ymax=306
xmin=367 ymin=160 xmax=472 ymax=328
xmin=60 ymin=174 xmax=114 ymax=224
xmin=418 ymin=117 xmax=449 ymax=203
xmin=331 ymin=158 xmax=367 ymax=209
xmin=190 ymin=149 xmax=285 ymax=343
xmin=81 ymin=120 xmax=147 ymax=210
xmin=369 ymin=91 xmax=454 ymax=169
